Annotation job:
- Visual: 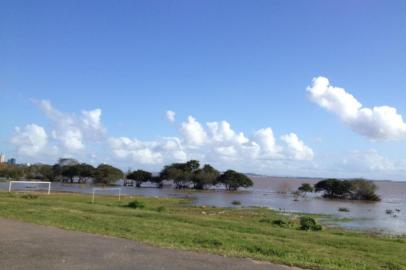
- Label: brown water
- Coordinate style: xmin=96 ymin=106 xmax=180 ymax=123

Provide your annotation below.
xmin=2 ymin=176 xmax=405 ymax=235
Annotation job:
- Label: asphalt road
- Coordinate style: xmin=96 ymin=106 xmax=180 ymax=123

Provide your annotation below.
xmin=0 ymin=218 xmax=299 ymax=270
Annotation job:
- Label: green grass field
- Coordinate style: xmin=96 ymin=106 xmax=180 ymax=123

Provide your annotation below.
xmin=0 ymin=191 xmax=405 ymax=270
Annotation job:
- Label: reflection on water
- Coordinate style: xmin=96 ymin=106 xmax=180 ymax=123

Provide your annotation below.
xmin=1 ymin=176 xmax=405 ymax=235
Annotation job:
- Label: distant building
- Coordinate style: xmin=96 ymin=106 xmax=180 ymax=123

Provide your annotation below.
xmin=7 ymin=158 xmax=16 ymax=165
xmin=0 ymin=153 xmax=5 ymax=163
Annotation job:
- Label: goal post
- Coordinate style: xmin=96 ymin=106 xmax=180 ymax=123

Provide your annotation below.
xmin=92 ymin=187 xmax=121 ymax=203
xmin=8 ymin=181 xmax=51 ymax=195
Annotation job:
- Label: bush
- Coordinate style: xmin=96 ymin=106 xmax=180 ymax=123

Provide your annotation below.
xmin=21 ymin=194 xmax=39 ymax=199
xmin=272 ymin=219 xmax=290 ymax=228
xmin=127 ymin=200 xmax=145 ymax=209
xmin=315 ymin=178 xmax=380 ymax=201
xmin=338 ymin=207 xmax=350 ymax=212
xmin=259 ymin=218 xmax=272 ymax=224
xmin=231 ymin=200 xmax=241 ymax=205
xmin=299 ymin=216 xmax=322 ymax=231
xmin=156 ymin=206 xmax=166 ymax=212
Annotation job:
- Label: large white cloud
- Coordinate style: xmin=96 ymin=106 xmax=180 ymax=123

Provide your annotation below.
xmin=11 ymin=124 xmax=48 ymax=156
xmin=12 ymin=99 xmax=314 ymax=174
xmin=180 ymin=116 xmax=208 ymax=147
xmin=308 ymin=77 xmax=406 ymax=140
xmin=37 ymin=100 xmax=104 ymax=151
xmin=281 ymin=133 xmax=314 ymax=160
xmin=108 ymin=136 xmax=187 ymax=165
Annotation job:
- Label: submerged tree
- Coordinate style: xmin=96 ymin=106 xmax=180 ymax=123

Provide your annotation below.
xmin=298 ymin=183 xmax=314 ymax=196
xmin=315 ymin=178 xmax=380 ymax=201
xmin=192 ymin=164 xmax=220 ymax=190
xmin=94 ymin=164 xmax=123 ymax=185
xmin=217 ymin=170 xmax=253 ymax=191
xmin=160 ymin=160 xmax=200 ymax=189
xmin=127 ymin=170 xmax=152 ymax=187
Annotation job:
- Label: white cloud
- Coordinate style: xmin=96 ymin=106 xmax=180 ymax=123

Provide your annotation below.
xmin=308 ymin=76 xmax=406 ymax=140
xmin=281 ymin=133 xmax=314 ymax=160
xmin=180 ymin=116 xmax=208 ymax=147
xmin=82 ymin=109 xmax=103 ymax=131
xmin=37 ymin=100 xmax=105 ymax=151
xmin=252 ymin=128 xmax=280 ymax=157
xmin=166 ymin=110 xmax=176 ymax=123
xmin=11 ymin=124 xmax=48 ymax=156
xmin=12 ymin=99 xmax=315 ymax=175
xmin=108 ymin=136 xmax=187 ymax=165
xmin=207 ymin=121 xmax=249 ymax=145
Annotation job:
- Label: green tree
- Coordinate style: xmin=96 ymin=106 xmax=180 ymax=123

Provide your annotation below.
xmin=127 ymin=170 xmax=152 ymax=187
xmin=94 ymin=164 xmax=123 ymax=185
xmin=315 ymin=178 xmax=380 ymax=201
xmin=38 ymin=164 xmax=57 ymax=181
xmin=76 ymin=163 xmax=95 ymax=183
xmin=61 ymin=165 xmax=79 ymax=183
xmin=349 ymin=179 xmax=380 ymax=201
xmin=160 ymin=160 xmax=200 ymax=189
xmin=217 ymin=170 xmax=253 ymax=191
xmin=192 ymin=164 xmax=220 ymax=190
xmin=298 ymin=183 xmax=314 ymax=196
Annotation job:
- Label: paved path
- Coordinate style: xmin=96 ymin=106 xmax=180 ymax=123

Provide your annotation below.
xmin=0 ymin=218 xmax=299 ymax=270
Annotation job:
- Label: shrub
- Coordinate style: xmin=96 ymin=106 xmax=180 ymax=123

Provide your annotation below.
xmin=127 ymin=200 xmax=145 ymax=209
xmin=338 ymin=207 xmax=350 ymax=212
xmin=231 ymin=200 xmax=241 ymax=206
xmin=21 ymin=194 xmax=39 ymax=199
xmin=156 ymin=206 xmax=166 ymax=212
xmin=315 ymin=178 xmax=380 ymax=201
xmin=259 ymin=218 xmax=272 ymax=224
xmin=272 ymin=219 xmax=290 ymax=228
xmin=299 ymin=216 xmax=322 ymax=231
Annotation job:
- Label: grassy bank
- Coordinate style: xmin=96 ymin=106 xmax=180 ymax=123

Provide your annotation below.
xmin=0 ymin=191 xmax=405 ymax=270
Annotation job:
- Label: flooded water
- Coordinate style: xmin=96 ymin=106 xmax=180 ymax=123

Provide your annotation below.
xmin=1 ymin=176 xmax=405 ymax=235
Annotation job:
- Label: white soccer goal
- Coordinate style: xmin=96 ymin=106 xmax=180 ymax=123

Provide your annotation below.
xmin=91 ymin=187 xmax=121 ymax=203
xmin=8 ymin=181 xmax=51 ymax=195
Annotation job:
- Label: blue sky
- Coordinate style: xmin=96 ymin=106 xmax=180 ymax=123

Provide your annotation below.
xmin=1 ymin=1 xmax=406 ymax=180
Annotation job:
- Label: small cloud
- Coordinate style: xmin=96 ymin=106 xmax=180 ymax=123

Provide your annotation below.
xmin=166 ymin=110 xmax=176 ymax=123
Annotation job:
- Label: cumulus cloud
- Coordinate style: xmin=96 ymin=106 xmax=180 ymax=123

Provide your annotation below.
xmin=308 ymin=76 xmax=406 ymax=140
xmin=108 ymin=136 xmax=187 ymax=165
xmin=281 ymin=133 xmax=314 ymax=160
xmin=252 ymin=128 xmax=280 ymax=157
xmin=108 ymin=116 xmax=314 ymax=170
xmin=166 ymin=110 xmax=176 ymax=123
xmin=37 ymin=100 xmax=104 ymax=151
xmin=11 ymin=124 xmax=48 ymax=156
xmin=12 ymin=99 xmax=314 ymax=174
xmin=180 ymin=116 xmax=208 ymax=147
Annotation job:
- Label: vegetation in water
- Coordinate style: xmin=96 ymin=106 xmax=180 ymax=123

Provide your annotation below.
xmin=314 ymin=178 xmax=381 ymax=201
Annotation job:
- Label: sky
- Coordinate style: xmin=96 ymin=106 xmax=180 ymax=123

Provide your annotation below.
xmin=1 ymin=0 xmax=406 ymax=180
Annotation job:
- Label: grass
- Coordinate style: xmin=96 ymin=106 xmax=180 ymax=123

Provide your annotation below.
xmin=0 ymin=191 xmax=405 ymax=270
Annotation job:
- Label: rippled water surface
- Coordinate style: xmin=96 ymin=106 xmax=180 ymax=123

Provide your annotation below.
xmin=1 ymin=176 xmax=405 ymax=235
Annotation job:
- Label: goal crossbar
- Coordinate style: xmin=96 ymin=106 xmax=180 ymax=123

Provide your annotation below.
xmin=92 ymin=188 xmax=121 ymax=203
xmin=9 ymin=181 xmax=51 ymax=195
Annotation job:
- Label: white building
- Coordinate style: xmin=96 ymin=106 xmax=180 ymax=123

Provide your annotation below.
xmin=0 ymin=153 xmax=5 ymax=163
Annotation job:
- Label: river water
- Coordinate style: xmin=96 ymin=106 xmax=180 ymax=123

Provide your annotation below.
xmin=1 ymin=176 xmax=405 ymax=235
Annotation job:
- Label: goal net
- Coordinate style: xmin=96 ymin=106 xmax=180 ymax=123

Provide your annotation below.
xmin=9 ymin=181 xmax=51 ymax=195
xmin=92 ymin=187 xmax=121 ymax=203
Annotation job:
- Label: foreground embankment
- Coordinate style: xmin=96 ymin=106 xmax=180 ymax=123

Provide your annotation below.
xmin=0 ymin=191 xmax=405 ymax=270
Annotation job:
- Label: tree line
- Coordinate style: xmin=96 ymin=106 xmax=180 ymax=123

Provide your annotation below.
xmin=297 ymin=178 xmax=381 ymax=201
xmin=0 ymin=159 xmax=253 ymax=191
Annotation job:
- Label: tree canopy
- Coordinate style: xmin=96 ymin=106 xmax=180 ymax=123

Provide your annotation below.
xmin=94 ymin=164 xmax=123 ymax=185
xmin=127 ymin=170 xmax=152 ymax=187
xmin=315 ymin=178 xmax=380 ymax=201
xmin=217 ymin=170 xmax=253 ymax=191
xmin=298 ymin=183 xmax=314 ymax=194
